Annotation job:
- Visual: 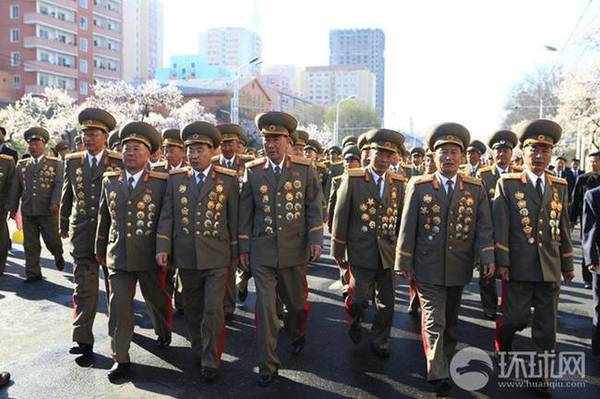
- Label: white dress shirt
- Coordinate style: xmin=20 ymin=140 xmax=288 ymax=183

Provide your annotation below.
xmin=437 ymin=173 xmax=458 ymax=194
xmin=86 ymin=150 xmax=104 ymax=167
xmin=370 ymin=168 xmax=386 ymax=198
xmin=125 ymin=169 xmax=144 ymax=189
xmin=525 ymin=168 xmax=545 ymax=194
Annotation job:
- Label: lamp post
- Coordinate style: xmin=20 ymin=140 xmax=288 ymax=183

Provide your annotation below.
xmin=333 ymin=94 xmax=356 ymax=145
xmin=231 ymin=57 xmax=261 ymax=124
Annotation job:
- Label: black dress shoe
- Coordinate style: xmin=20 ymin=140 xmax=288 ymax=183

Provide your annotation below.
xmin=431 ymin=378 xmax=451 ymax=397
xmin=24 ymin=275 xmax=42 ymax=283
xmin=348 ymin=317 xmax=362 ymax=344
xmin=370 ymin=343 xmax=390 ymax=358
xmin=292 ymin=335 xmax=305 ymax=355
xmin=258 ymin=369 xmax=278 ymax=387
xmin=584 ymin=283 xmax=592 ymax=289
xmin=69 ymin=343 xmax=93 ymax=356
xmin=156 ymin=332 xmax=171 ymax=348
xmin=108 ymin=362 xmax=131 ymax=382
xmin=483 ymin=311 xmax=498 ymax=320
xmin=238 ymin=287 xmax=248 ymax=303
xmin=202 ymin=367 xmax=219 ymax=382
xmin=0 ymin=371 xmax=10 ymax=388
xmin=55 ymin=255 xmax=65 ymax=271
xmin=225 ymin=312 xmax=234 ymax=322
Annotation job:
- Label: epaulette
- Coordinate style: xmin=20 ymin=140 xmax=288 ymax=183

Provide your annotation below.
xmin=315 ymin=161 xmax=327 ymax=170
xmin=169 ymin=167 xmax=189 ymax=175
xmin=413 ymin=174 xmax=435 ymax=185
xmin=347 ymin=168 xmax=366 ymax=177
xmin=45 ymin=156 xmax=60 ymax=161
xmin=238 ymin=153 xmax=255 ymax=161
xmin=107 ymin=150 xmax=123 ymax=160
xmin=512 ymin=165 xmax=523 ymax=172
xmin=545 ymin=168 xmax=555 ymax=176
xmin=549 ymin=175 xmax=567 ymax=185
xmin=149 ymin=170 xmax=168 ymax=180
xmin=0 ymin=154 xmax=13 ymax=161
xmin=17 ymin=158 xmax=29 ymax=164
xmin=323 ymin=160 xmax=331 ymax=166
xmin=214 ymin=165 xmax=237 ymax=177
xmin=289 ymin=155 xmax=311 ymax=166
xmin=247 ymin=157 xmax=267 ymax=168
xmin=104 ymin=171 xmax=120 ymax=178
xmin=501 ymin=173 xmax=522 ymax=180
xmin=390 ymin=172 xmax=407 ymax=182
xmin=459 ymin=164 xmax=469 ymax=170
xmin=460 ymin=173 xmax=482 ymax=186
xmin=478 ymin=165 xmax=493 ymax=174
xmin=65 ymin=151 xmax=84 ymax=160
xmin=210 ymin=155 xmax=220 ymax=163
xmin=332 ymin=174 xmax=343 ymax=181
xmin=153 ymin=161 xmax=167 ymax=168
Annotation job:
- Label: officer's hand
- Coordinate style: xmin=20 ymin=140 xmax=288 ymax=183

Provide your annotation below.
xmin=401 ymin=271 xmax=414 ymax=280
xmin=156 ymin=252 xmax=168 ymax=268
xmin=562 ymin=271 xmax=575 ymax=285
xmin=60 ymin=230 xmax=69 ymax=239
xmin=482 ymin=263 xmax=496 ymax=279
xmin=310 ymin=244 xmax=322 ymax=262
xmin=239 ymin=253 xmax=249 ymax=271
xmin=588 ymin=264 xmax=599 ymax=273
xmin=96 ymin=255 xmax=107 ymax=267
xmin=335 ymin=256 xmax=347 ymax=269
xmin=497 ymin=266 xmax=510 ymax=281
xmin=49 ymin=204 xmax=59 ymax=215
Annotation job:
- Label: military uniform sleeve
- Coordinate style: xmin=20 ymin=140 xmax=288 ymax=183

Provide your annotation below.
xmin=306 ymin=165 xmax=324 ymax=246
xmin=394 ymin=179 xmax=418 ymax=272
xmin=394 ymin=181 xmax=406 ymax=237
xmin=156 ymin=177 xmax=174 ymax=256
xmin=60 ymin=161 xmax=73 ymax=233
xmin=6 ymin=164 xmax=23 ymax=212
xmin=569 ymin=175 xmax=584 ymax=223
xmin=582 ymin=190 xmax=600 ymax=266
xmin=95 ymin=178 xmax=110 ymax=257
xmin=330 ymin=174 xmax=351 ymax=259
xmin=1 ymin=158 xmax=15 ymax=213
xmin=51 ymin=161 xmax=64 ymax=208
xmin=492 ymin=179 xmax=511 ymax=267
xmin=238 ymin=168 xmax=254 ymax=254
xmin=227 ymin=175 xmax=240 ymax=258
xmin=474 ymin=185 xmax=495 ymax=265
xmin=559 ymin=185 xmax=574 ymax=273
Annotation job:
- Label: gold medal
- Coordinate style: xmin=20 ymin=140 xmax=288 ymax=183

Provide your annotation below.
xmin=424 ymin=194 xmax=432 ymax=204
xmin=360 ymin=204 xmax=368 ymax=211
xmin=215 ymin=203 xmax=223 ymax=211
xmin=433 ymin=216 xmax=441 ymax=225
xmin=517 ymin=200 xmax=527 ymax=208
xmin=216 ymin=184 xmax=223 ymax=193
xmin=180 ymin=197 xmax=188 ymax=206
xmin=286 ymin=203 xmax=294 ymax=211
xmin=295 ymin=192 xmax=303 ymax=199
xmin=209 ymin=192 xmax=217 ymax=200
xmin=183 ymin=217 xmax=190 ymax=225
xmin=284 ymin=181 xmax=293 ymax=190
xmin=521 ymin=217 xmax=530 ymax=225
xmin=286 ymin=212 xmax=294 ymax=221
xmin=424 ymin=224 xmax=431 ymax=230
xmin=432 ymin=205 xmax=441 ymax=213
xmin=361 ymin=213 xmax=369 ymax=222
xmin=178 ymin=185 xmax=186 ymax=193
xmin=109 ymin=191 xmax=116 ymax=199
xmin=137 ymin=202 xmax=145 ymax=210
xmin=260 ymin=185 xmax=268 ymax=194
xmin=489 ymin=188 xmax=495 ymax=196
xmin=369 ymin=207 xmax=376 ymax=215
xmin=361 ymin=226 xmax=368 ymax=232
xmin=219 ymin=194 xmax=226 ymax=203
xmin=206 ymin=210 xmax=214 ymax=218
xmin=515 ymin=192 xmax=525 ymax=200
xmin=286 ymin=192 xmax=294 ymax=201
xmin=181 ymin=207 xmax=189 ymax=216
xmin=367 ymin=198 xmax=375 ymax=206
xmin=262 ymin=195 xmax=269 ymax=203
xmin=465 ymin=198 xmax=474 ymax=206
xmin=264 ymin=205 xmax=271 ymax=213
xmin=207 ymin=201 xmax=215 ymax=209
xmin=293 ymin=180 xmax=302 ymax=189
xmin=523 ymin=226 xmax=532 ymax=235
xmin=368 ymin=221 xmax=376 ymax=229
xmin=143 ymin=194 xmax=152 ymax=204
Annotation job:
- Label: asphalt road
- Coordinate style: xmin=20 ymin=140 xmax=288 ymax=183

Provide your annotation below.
xmin=0 ymin=227 xmax=599 ymax=399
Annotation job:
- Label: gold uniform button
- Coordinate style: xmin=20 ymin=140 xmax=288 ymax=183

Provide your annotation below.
xmin=196 ymin=231 xmax=201 ymax=235
xmin=278 ymin=215 xmax=282 ymax=219
xmin=127 ymin=233 xmax=132 ymax=238
xmin=277 ymin=203 xmax=281 ymax=207
xmin=448 ymin=246 xmax=453 ymax=250
xmin=277 ymin=192 xmax=281 ymax=196
xmin=127 ymin=211 xmax=132 ymax=216
xmin=127 ymin=201 xmax=132 ymax=205
xmin=278 ymin=227 xmax=282 ymax=231
xmin=91 ymin=183 xmax=95 ymax=188
xmin=127 ymin=222 xmax=132 ymax=227
xmin=538 ymin=243 xmax=543 ymax=247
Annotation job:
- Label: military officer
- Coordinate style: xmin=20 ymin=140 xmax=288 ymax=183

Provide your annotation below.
xmin=95 ymin=121 xmax=172 ymax=382
xmin=341 ymin=135 xmax=357 ymax=149
xmin=476 ymin=130 xmax=521 ymax=320
xmin=357 ymin=133 xmax=371 ymax=167
xmin=162 ymin=128 xmax=186 ymax=170
xmin=212 ymin=123 xmax=253 ymax=317
xmin=323 ymin=145 xmax=344 ymax=208
xmin=0 ymin=126 xmax=19 ymax=163
xmin=54 ymin=140 xmax=70 ymax=160
xmin=332 ymin=129 xmax=407 ymax=357
xmin=410 ymin=147 xmax=426 ymax=176
xmin=238 ymin=111 xmax=323 ymax=386
xmin=395 ymin=123 xmax=494 ymax=396
xmin=0 ymin=152 xmax=15 ymax=276
xmin=290 ymin=129 xmax=309 ymax=157
xmin=582 ymin=185 xmax=600 ymax=356
xmin=61 ymin=108 xmax=122 ymax=358
xmin=424 ymin=149 xmax=436 ymax=174
xmin=459 ymin=139 xmax=487 ymax=176
xmin=7 ymin=127 xmax=65 ymax=282
xmin=108 ymin=129 xmax=122 ymax=152
xmin=156 ymin=121 xmax=239 ymax=381
xmin=493 ymin=119 xmax=574 ymax=396
xmin=74 ymin=135 xmax=85 ymax=152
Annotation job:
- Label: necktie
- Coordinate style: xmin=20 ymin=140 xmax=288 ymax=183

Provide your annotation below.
xmin=227 ymin=160 xmax=233 ymax=169
xmin=197 ymin=173 xmax=205 ymax=190
xmin=376 ymin=176 xmax=383 ymax=199
xmin=128 ymin=176 xmax=135 ymax=192
xmin=446 ymin=180 xmax=454 ymax=199
xmin=535 ymin=177 xmax=543 ymax=199
xmin=274 ymin=165 xmax=281 ymax=183
xmin=91 ymin=157 xmax=98 ymax=176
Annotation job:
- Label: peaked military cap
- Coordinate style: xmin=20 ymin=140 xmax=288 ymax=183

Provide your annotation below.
xmin=54 ymin=140 xmax=69 ymax=152
xmin=410 ymin=146 xmax=425 ymax=156
xmin=0 ymin=127 xmax=6 ymax=137
xmin=466 ymin=139 xmax=487 ymax=155
xmin=342 ymin=135 xmax=358 ymax=148
xmin=78 ymin=107 xmax=116 ymax=133
xmin=239 ymin=130 xmax=249 ymax=146
xmin=326 ymin=145 xmax=342 ymax=155
xmin=364 ymin=128 xmax=405 ymax=153
xmin=24 ymin=127 xmax=50 ymax=143
xmin=342 ymin=144 xmax=360 ymax=161
xmin=108 ymin=129 xmax=120 ymax=149
xmin=120 ymin=121 xmax=161 ymax=153
xmin=294 ymin=130 xmax=309 ymax=146
xmin=216 ymin=123 xmax=244 ymax=143
xmin=518 ymin=119 xmax=562 ymax=147
xmin=304 ymin=139 xmax=323 ymax=154
xmin=588 ymin=150 xmax=600 ymax=157
xmin=427 ymin=122 xmax=470 ymax=151
xmin=357 ymin=132 xmax=370 ymax=151
xmin=74 ymin=135 xmax=83 ymax=145
xmin=162 ymin=128 xmax=183 ymax=148
xmin=255 ymin=111 xmax=298 ymax=137
xmin=488 ymin=129 xmax=517 ymax=150
xmin=181 ymin=121 xmax=221 ymax=149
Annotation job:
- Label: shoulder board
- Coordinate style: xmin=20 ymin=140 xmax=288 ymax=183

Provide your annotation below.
xmin=107 ymin=150 xmax=123 ymax=160
xmin=169 ymin=167 xmax=189 ymax=175
xmin=549 ymin=175 xmax=567 ymax=185
xmin=247 ymin=157 xmax=267 ymax=168
xmin=478 ymin=165 xmax=493 ymax=173
xmin=460 ymin=173 xmax=482 ymax=186
xmin=323 ymin=160 xmax=331 ymax=165
xmin=315 ymin=161 xmax=327 ymax=170
xmin=148 ymin=170 xmax=168 ymax=180
xmin=511 ymin=165 xmax=523 ymax=172
xmin=413 ymin=174 xmax=435 ymax=185
xmin=390 ymin=172 xmax=407 ymax=182
xmin=45 ymin=156 xmax=60 ymax=161
xmin=214 ymin=165 xmax=237 ymax=177
xmin=210 ymin=155 xmax=220 ymax=163
xmin=238 ymin=153 xmax=255 ymax=161
xmin=347 ymin=168 xmax=366 ymax=177
xmin=0 ymin=154 xmax=14 ymax=161
xmin=103 ymin=171 xmax=120 ymax=178
xmin=545 ymin=168 xmax=555 ymax=176
xmin=65 ymin=151 xmax=84 ymax=160
xmin=332 ymin=174 xmax=343 ymax=181
xmin=17 ymin=158 xmax=29 ymax=164
xmin=289 ymin=155 xmax=312 ymax=167
xmin=501 ymin=173 xmax=522 ymax=180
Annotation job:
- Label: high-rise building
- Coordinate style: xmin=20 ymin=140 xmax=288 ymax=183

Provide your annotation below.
xmin=301 ymin=65 xmax=376 ymax=109
xmin=0 ymin=0 xmax=124 ymax=100
xmin=198 ymin=27 xmax=262 ymax=76
xmin=155 ymin=54 xmax=231 ymax=82
xmin=329 ymin=28 xmax=385 ymax=119
xmin=259 ymin=65 xmax=298 ymax=95
xmin=122 ymin=0 xmax=164 ymax=82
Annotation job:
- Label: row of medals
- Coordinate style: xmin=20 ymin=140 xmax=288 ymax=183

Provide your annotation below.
xmin=179 ymin=182 xmax=225 ymax=237
xmin=108 ymin=190 xmax=157 ymax=237
xmin=75 ymin=165 xmax=120 ymax=216
xmin=359 ymin=191 xmax=399 ymax=235
xmin=25 ymin=162 xmax=55 ymax=190
xmin=420 ymin=193 xmax=475 ymax=241
xmin=260 ymin=180 xmax=303 ymax=235
xmin=515 ymin=190 xmax=562 ymax=244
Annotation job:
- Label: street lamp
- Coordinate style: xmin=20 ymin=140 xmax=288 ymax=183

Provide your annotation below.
xmin=334 ymin=95 xmax=356 ymax=145
xmin=231 ymin=57 xmax=262 ymax=124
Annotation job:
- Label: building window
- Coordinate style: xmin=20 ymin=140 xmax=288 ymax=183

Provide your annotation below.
xmin=13 ymin=75 xmax=21 ymax=89
xmin=80 ymin=38 xmax=88 ymax=51
xmin=80 ymin=60 xmax=88 ymax=73
xmin=80 ymin=16 xmax=88 ymax=30
xmin=79 ymin=0 xmax=88 ymax=8
xmin=10 ymin=52 xmax=20 ymax=66
xmin=10 ymin=4 xmax=19 ymax=19
xmin=80 ymin=81 xmax=88 ymax=95
xmin=10 ymin=29 xmax=19 ymax=43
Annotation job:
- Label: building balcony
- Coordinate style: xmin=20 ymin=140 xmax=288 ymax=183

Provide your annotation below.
xmin=23 ymin=60 xmax=78 ymax=77
xmin=92 ymin=25 xmax=121 ymax=40
xmin=93 ymin=4 xmax=121 ymax=20
xmin=93 ymin=46 xmax=120 ymax=59
xmin=24 ymin=36 xmax=78 ymax=56
xmin=93 ymin=67 xmax=121 ymax=79
xmin=23 ymin=12 xmax=77 ymax=33
xmin=44 ymin=0 xmax=78 ymax=10
xmin=25 ymin=84 xmax=78 ymax=98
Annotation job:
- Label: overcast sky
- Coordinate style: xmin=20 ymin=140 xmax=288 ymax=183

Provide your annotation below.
xmin=163 ymin=0 xmax=596 ymax=140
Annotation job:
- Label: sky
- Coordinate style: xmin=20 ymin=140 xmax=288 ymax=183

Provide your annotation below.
xmin=163 ymin=0 xmax=598 ymax=140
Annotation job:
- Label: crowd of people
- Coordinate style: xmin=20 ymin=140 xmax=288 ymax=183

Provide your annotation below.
xmin=0 ymin=110 xmax=599 ymax=397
